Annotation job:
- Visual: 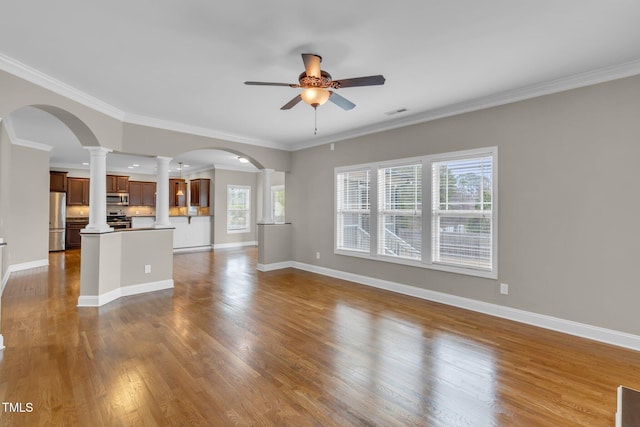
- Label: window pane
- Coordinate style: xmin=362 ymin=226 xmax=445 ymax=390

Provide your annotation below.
xmin=379 ymin=214 xmax=421 ymax=259
xmin=336 ymin=169 xmax=370 ymax=252
xmin=434 ymin=215 xmax=492 ymax=269
xmin=432 ymin=154 xmax=493 ymax=271
xmin=227 ymin=186 xmax=250 ymax=233
xmin=340 ymin=170 xmax=370 ymax=210
xmin=272 ymin=187 xmax=285 ymax=223
xmin=339 ymin=212 xmax=370 ymax=252
xmin=378 ymin=164 xmax=422 ymax=260
xmin=435 ymin=157 xmax=492 ymax=211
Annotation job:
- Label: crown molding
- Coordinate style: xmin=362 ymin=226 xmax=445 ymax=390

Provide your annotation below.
xmin=0 ymin=53 xmax=126 ymax=121
xmin=122 ymin=113 xmax=290 ymax=151
xmin=291 ymin=58 xmax=640 ymax=151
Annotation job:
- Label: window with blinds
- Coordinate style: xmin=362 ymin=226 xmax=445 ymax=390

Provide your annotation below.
xmin=378 ymin=163 xmax=422 ymax=260
xmin=334 ymin=147 xmax=496 ymax=278
xmin=336 ymin=169 xmax=371 ymax=252
xmin=227 ymin=185 xmax=251 ymax=233
xmin=432 ymin=156 xmax=493 ymax=270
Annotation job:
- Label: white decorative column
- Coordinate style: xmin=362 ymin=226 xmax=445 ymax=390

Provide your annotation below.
xmin=154 ymin=156 xmax=172 ymax=228
xmin=260 ymin=168 xmax=274 ymax=224
xmin=83 ymin=146 xmax=112 ymax=233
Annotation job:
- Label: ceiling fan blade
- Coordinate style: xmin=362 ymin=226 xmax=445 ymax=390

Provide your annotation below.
xmin=302 ymin=53 xmax=322 ymax=78
xmin=328 ymin=91 xmax=356 ymax=110
xmin=331 ymin=75 xmax=386 ymax=88
xmin=280 ymin=94 xmax=303 ymax=110
xmin=245 ymin=81 xmax=297 ymax=87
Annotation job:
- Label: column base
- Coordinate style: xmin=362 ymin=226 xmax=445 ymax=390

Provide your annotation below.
xmin=82 ymin=225 xmax=114 ymax=234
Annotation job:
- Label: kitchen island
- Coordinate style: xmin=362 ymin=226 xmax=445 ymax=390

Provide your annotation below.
xmin=131 ymin=215 xmax=212 ymax=252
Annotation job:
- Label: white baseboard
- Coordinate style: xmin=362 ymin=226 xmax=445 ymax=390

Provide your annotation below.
xmin=77 ymin=295 xmax=99 ymax=307
xmin=284 ymin=261 xmax=640 ymax=352
xmin=77 ymin=279 xmax=174 ymax=307
xmin=257 ymin=261 xmax=293 ymax=272
xmin=1 ymin=270 xmax=10 ymax=295
xmin=1 ymin=258 xmax=49 ymax=295
xmin=9 ymin=258 xmax=49 ymax=273
xmin=173 ymin=245 xmax=212 ymax=254
xmin=213 ymin=241 xmax=258 ymax=250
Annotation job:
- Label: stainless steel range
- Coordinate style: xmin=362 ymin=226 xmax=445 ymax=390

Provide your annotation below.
xmin=106 ymin=213 xmax=131 ymax=229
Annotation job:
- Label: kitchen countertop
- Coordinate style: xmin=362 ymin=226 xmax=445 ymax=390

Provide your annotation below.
xmin=132 ymin=215 xmax=213 ymax=218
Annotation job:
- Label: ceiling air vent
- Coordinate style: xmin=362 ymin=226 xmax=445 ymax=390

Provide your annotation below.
xmin=385 ymin=108 xmax=407 ymax=116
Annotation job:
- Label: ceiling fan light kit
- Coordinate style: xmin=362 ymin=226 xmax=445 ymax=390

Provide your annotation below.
xmin=300 ymin=88 xmax=330 ymax=107
xmin=245 ymin=53 xmax=385 ymax=134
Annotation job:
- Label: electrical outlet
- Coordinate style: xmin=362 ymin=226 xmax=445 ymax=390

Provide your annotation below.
xmin=500 ymin=283 xmax=509 ymax=295
xmin=330 ymin=143 xmax=335 ymax=151
xmin=316 ymin=252 xmax=320 ymax=260
xmin=145 ymin=265 xmax=151 ymax=274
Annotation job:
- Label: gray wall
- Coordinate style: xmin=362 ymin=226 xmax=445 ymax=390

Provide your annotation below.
xmin=4 ymin=143 xmax=50 ymax=266
xmin=213 ymin=169 xmax=258 ymax=245
xmin=0 ymin=125 xmax=11 ymax=277
xmin=288 ymin=74 xmax=640 ymax=336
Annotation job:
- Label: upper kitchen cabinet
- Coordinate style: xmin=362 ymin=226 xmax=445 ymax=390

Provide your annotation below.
xmin=129 ymin=181 xmax=156 ymax=207
xmin=169 ymin=179 xmax=187 ymax=207
xmin=50 ymin=171 xmax=68 ymax=192
xmin=67 ymin=177 xmax=90 ymax=206
xmin=107 ymin=175 xmax=129 ymax=193
xmin=190 ymin=178 xmax=210 ymax=207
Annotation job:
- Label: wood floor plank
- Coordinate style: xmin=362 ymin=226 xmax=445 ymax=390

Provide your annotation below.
xmin=1 ymin=247 xmax=640 ymax=425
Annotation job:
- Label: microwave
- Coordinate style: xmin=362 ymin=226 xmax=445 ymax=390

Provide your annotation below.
xmin=107 ymin=193 xmax=129 ymax=206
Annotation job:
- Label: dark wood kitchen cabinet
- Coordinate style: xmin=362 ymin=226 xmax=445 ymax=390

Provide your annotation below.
xmin=129 ymin=181 xmax=156 ymax=207
xmin=190 ymin=178 xmax=210 ymax=207
xmin=107 ymin=175 xmax=129 ymax=193
xmin=66 ymin=220 xmax=88 ymax=249
xmin=50 ymin=171 xmax=68 ymax=192
xmin=67 ymin=178 xmax=90 ymax=205
xmin=169 ymin=179 xmax=186 ymax=207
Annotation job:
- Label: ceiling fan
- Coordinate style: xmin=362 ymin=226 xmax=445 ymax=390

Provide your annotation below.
xmin=244 ymin=53 xmax=385 ymax=111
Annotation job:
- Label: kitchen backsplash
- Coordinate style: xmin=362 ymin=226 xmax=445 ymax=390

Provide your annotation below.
xmin=67 ymin=205 xmax=157 ymax=218
xmin=67 ymin=205 xmax=208 ymax=218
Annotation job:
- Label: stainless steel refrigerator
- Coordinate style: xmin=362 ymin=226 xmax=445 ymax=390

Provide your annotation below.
xmin=49 ymin=192 xmax=66 ymax=251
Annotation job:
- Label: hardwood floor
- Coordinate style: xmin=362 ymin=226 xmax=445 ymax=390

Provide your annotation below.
xmin=1 ymin=248 xmax=640 ymax=426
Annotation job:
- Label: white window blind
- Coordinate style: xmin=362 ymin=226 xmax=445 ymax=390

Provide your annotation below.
xmin=227 ymin=185 xmax=251 ymax=233
xmin=336 ymin=169 xmax=370 ymax=252
xmin=378 ymin=163 xmax=422 ymax=260
xmin=432 ymin=156 xmax=493 ymax=270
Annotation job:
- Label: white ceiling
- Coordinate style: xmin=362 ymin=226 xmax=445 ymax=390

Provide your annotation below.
xmin=2 ymin=1 xmax=640 ymax=167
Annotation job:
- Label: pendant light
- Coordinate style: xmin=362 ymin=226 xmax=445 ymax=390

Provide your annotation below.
xmin=176 ymin=162 xmax=184 ymax=196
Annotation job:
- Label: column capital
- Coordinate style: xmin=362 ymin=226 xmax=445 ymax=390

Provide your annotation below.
xmin=156 ymin=156 xmax=172 ymax=162
xmin=83 ymin=146 xmax=113 ymax=155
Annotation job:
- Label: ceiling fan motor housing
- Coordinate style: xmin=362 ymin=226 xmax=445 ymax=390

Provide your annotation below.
xmin=298 ymin=71 xmax=332 ymax=88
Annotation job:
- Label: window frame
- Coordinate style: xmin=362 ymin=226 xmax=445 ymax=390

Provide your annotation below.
xmin=334 ymin=147 xmax=497 ymax=279
xmin=226 ymin=185 xmax=251 ymax=234
xmin=335 ymin=166 xmax=373 ymax=254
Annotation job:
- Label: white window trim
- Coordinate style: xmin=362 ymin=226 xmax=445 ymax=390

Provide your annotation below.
xmin=227 ymin=185 xmax=251 ymax=234
xmin=334 ymin=147 xmax=497 ymax=279
xmin=335 ymin=166 xmax=372 ymax=253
